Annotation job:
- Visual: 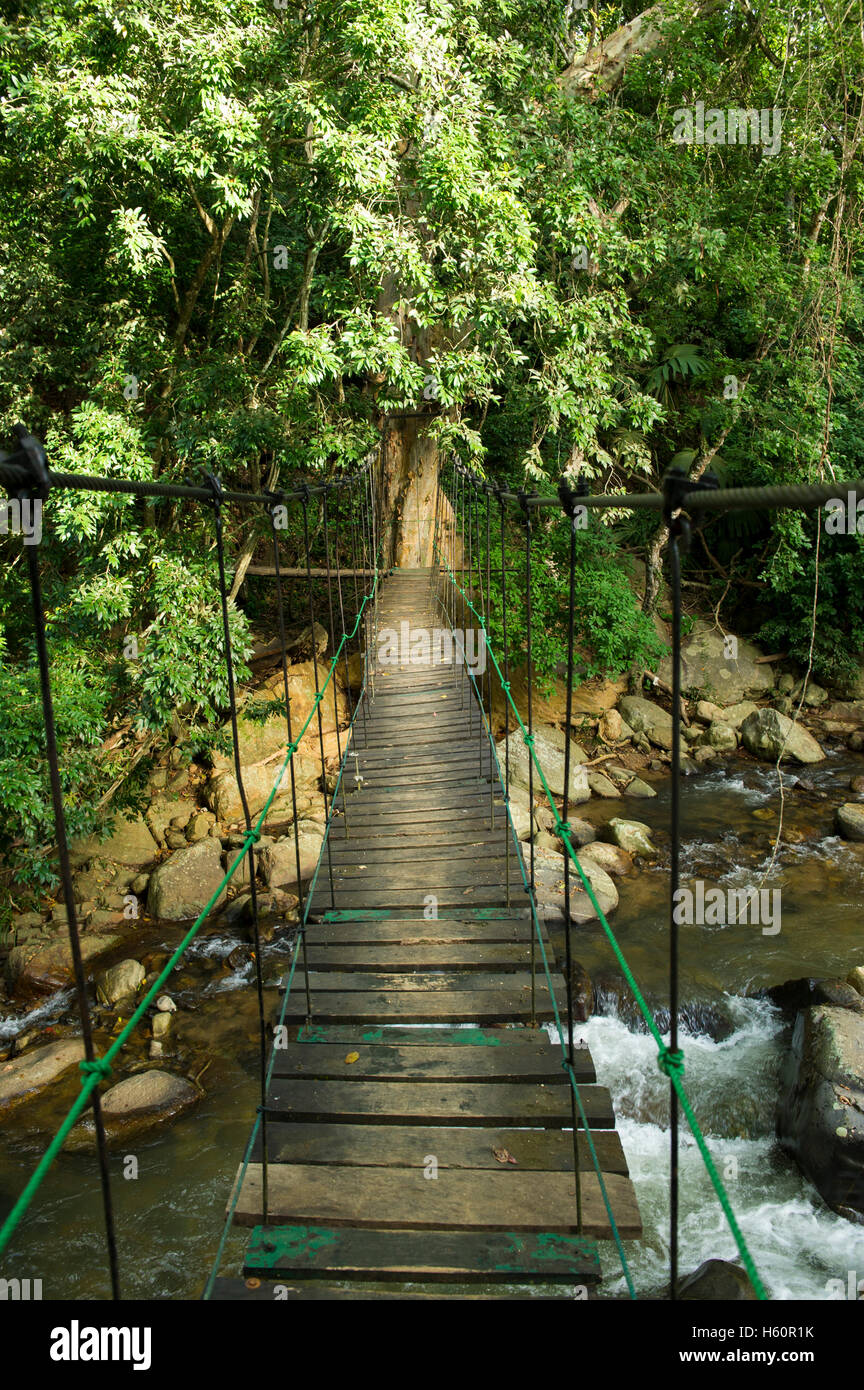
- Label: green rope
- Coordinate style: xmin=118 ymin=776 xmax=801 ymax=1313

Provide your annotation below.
xmin=202 ymin=622 xmax=379 ymax=1298
xmin=0 ymin=562 xmax=382 ymax=1261
xmin=433 ymin=531 xmax=768 ymax=1301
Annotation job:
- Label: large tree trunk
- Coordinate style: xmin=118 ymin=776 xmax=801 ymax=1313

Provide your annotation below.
xmin=379 ymin=416 xmax=441 ymax=567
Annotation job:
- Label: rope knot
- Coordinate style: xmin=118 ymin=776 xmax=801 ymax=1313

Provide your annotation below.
xmin=557 ymin=821 xmax=571 ymax=839
xmin=246 ymin=829 xmax=262 ymax=845
xmin=658 ymin=1046 xmax=685 ymax=1079
xmin=80 ymin=1057 xmax=112 ymax=1083
xmin=523 ymin=732 xmax=534 ymax=747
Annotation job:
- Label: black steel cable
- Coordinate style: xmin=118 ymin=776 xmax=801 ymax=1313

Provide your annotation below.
xmin=518 ymin=489 xmax=537 ymax=1024
xmin=205 ymin=472 xmax=270 ymax=1223
xmin=300 ymin=492 xmax=336 ymax=912
xmin=23 ymin=537 xmax=122 ymax=1300
xmin=265 ymin=493 xmax=313 ymax=1021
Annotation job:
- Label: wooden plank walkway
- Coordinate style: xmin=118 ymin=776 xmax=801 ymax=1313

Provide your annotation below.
xmin=217 ymin=567 xmax=640 ymax=1298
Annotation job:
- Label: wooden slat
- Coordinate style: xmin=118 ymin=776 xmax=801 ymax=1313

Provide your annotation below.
xmin=306 ymin=921 xmax=545 ymax=944
xmin=280 ymin=970 xmax=562 ymax=995
xmin=264 ymin=1078 xmax=612 ymax=1126
xmin=253 ymin=1120 xmax=629 ymax=1174
xmin=294 ymin=1024 xmax=552 ymax=1046
xmin=207 ymin=1277 xmax=581 ymax=1300
xmin=271 ymin=1042 xmax=594 ymax=1083
xmin=278 ymin=991 xmax=560 ymax=1023
xmin=233 ymin=1167 xmax=640 ymax=1239
xmin=303 ymin=944 xmax=538 ymax=971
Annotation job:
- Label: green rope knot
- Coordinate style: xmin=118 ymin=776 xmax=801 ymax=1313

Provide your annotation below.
xmin=286 ymin=741 xmax=298 ymax=757
xmin=80 ymin=1057 xmax=112 ymax=1083
xmin=557 ymin=821 xmax=571 ymax=839
xmin=523 ymin=732 xmax=534 ymax=747
xmin=501 ymin=681 xmax=510 ymax=692
xmin=657 ymin=1046 xmax=685 ymax=1079
xmin=246 ymin=829 xmax=261 ymax=844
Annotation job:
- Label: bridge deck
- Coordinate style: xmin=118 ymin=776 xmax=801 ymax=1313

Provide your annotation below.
xmin=219 ymin=568 xmax=640 ymax=1298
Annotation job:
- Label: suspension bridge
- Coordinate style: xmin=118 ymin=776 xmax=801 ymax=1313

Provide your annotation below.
xmin=3 ymin=423 xmax=852 ymax=1300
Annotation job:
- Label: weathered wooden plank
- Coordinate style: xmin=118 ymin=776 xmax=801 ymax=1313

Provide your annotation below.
xmin=233 ymin=1167 xmax=640 ymax=1239
xmin=281 ymin=970 xmax=560 ymax=995
xmin=321 ymin=865 xmax=511 ymax=889
xmin=303 ymin=944 xmax=536 ymax=971
xmin=327 ymin=839 xmax=511 ymax=861
xmin=207 ymin=1277 xmax=580 ymax=1299
xmin=278 ymin=991 xmax=560 ymax=1024
xmin=253 ymin=1120 xmax=629 ymax=1174
xmin=306 ymin=927 xmax=545 ymax=950
xmin=264 ymin=1078 xmax=611 ymax=1126
xmin=271 ymin=1042 xmax=593 ymax=1083
xmin=294 ymin=1024 xmax=551 ymax=1046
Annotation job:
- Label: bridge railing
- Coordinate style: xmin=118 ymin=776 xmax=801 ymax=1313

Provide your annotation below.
xmin=0 ymin=428 xmax=383 ymax=1297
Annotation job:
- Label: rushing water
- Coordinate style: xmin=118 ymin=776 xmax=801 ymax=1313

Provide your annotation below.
xmin=2 ymin=749 xmax=864 ymax=1299
xmin=575 ymin=749 xmax=864 ymax=1299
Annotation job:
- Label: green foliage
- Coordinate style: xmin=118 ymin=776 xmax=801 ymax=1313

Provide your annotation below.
xmin=483 ymin=518 xmax=666 ymax=688
xmin=1 ymin=0 xmax=863 ymax=886
xmin=0 ymin=655 xmax=113 ymax=889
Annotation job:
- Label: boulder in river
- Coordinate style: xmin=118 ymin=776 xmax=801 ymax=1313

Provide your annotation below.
xmin=848 ymin=967 xmax=864 ymax=997
xmin=6 ymin=933 xmax=121 ymax=998
xmin=765 ymin=976 xmax=864 ymax=1017
xmin=607 ymin=818 xmax=656 ymax=856
xmin=777 ymin=1004 xmax=864 ymax=1222
xmin=836 ymin=803 xmax=864 ymax=841
xmin=147 ymin=838 xmax=227 ymax=921
xmin=619 ymin=697 xmax=674 ymax=751
xmin=262 ymin=823 xmax=326 ymax=888
xmin=576 ymin=841 xmax=634 ymax=878
xmin=657 ymin=619 xmax=774 ymax=704
xmin=740 ymin=708 xmax=825 ymax=764
xmin=674 ymin=1258 xmax=759 ymax=1301
xmin=529 ymin=845 xmax=618 ymax=924
xmin=66 ymin=1069 xmax=199 ymax=1148
xmin=96 ymin=959 xmax=146 ymax=1007
xmin=623 ymin=776 xmax=657 ymax=798
xmin=0 ymin=1039 xmax=85 ymax=1112
xmin=497 ymin=729 xmax=590 ymax=803
xmin=704 ymin=720 xmax=738 ymax=751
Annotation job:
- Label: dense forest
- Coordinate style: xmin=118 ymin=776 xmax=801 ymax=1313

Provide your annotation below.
xmin=1 ymin=0 xmax=862 ymax=895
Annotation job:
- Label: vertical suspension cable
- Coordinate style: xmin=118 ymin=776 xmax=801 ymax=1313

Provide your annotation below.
xmin=321 ymin=489 xmax=347 ymax=832
xmin=518 ymin=490 xmax=537 ymax=1024
xmin=348 ymin=479 xmax=369 ymax=749
xmin=265 ymin=492 xmax=313 ymax=1021
xmin=300 ymin=488 xmax=336 ymax=912
xmin=331 ymin=483 xmax=357 ymax=823
xmin=466 ymin=470 xmax=474 ymax=735
xmin=485 ymin=485 xmax=494 ymax=827
xmin=205 ymin=472 xmax=269 ymax=1223
xmin=667 ymin=513 xmax=685 ymax=1299
xmin=498 ymin=487 xmax=511 ymax=909
xmin=21 ymin=491 xmax=121 ymax=1299
xmin=558 ymin=477 xmax=586 ymax=1235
